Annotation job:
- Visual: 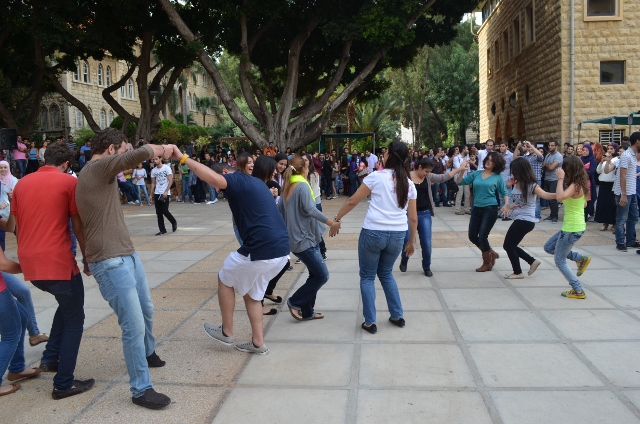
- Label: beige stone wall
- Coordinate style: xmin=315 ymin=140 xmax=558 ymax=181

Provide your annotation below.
xmin=480 ymin=0 xmax=640 ymax=148
xmin=479 ymin=0 xmax=562 ymax=144
xmin=562 ymin=0 xmax=640 ymax=144
xmin=41 ymin=50 xmax=219 ymax=139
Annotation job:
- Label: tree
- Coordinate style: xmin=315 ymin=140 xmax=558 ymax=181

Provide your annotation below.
xmin=353 ymin=95 xmax=401 ymax=143
xmin=195 ymin=96 xmax=218 ymax=126
xmin=158 ymin=0 xmax=478 ymax=150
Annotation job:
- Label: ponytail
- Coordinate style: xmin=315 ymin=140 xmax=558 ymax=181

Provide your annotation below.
xmin=282 ymin=155 xmax=305 ymax=197
xmin=384 ymin=141 xmax=411 ymax=209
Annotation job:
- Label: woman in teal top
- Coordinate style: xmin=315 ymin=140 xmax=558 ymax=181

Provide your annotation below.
xmin=456 ymin=151 xmax=509 ymax=272
xmin=543 ymin=156 xmax=590 ymax=299
xmin=26 ymin=141 xmax=39 ymax=175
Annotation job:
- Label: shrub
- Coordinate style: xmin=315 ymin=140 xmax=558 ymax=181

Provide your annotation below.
xmin=109 ymin=116 xmax=137 ymax=137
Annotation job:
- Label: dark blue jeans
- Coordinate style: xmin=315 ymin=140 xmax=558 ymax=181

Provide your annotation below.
xmin=431 ymin=182 xmax=447 ymax=206
xmin=401 ymin=210 xmax=433 ymax=271
xmin=349 ymin=172 xmax=358 ymax=196
xmin=15 ymin=159 xmax=27 ymax=179
xmin=290 ymin=245 xmax=329 ymax=319
xmin=468 ymin=205 xmax=499 ymax=252
xmin=0 ymin=288 xmax=27 ymax=377
xmin=31 ymin=273 xmax=85 ymax=390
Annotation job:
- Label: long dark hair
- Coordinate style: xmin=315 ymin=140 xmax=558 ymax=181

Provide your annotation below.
xmin=253 ymin=155 xmax=277 ymax=183
xmin=385 ymin=141 xmax=411 ymax=208
xmin=510 ymin=157 xmax=536 ymax=203
xmin=562 ymin=156 xmax=589 ymax=197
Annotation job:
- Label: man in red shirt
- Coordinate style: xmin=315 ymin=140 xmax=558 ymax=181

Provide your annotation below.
xmin=9 ymin=143 xmax=94 ymax=400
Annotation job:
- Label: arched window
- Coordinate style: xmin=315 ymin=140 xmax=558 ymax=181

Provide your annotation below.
xmin=100 ymin=109 xmax=107 ymax=129
xmin=73 ymin=60 xmax=80 ymax=81
xmin=128 ymin=79 xmax=135 ymax=99
xmin=83 ymin=61 xmax=90 ymax=83
xmin=106 ymin=66 xmax=112 ymax=87
xmin=202 ymin=74 xmax=206 ymax=87
xmin=50 ymin=104 xmax=61 ymax=129
xmin=97 ymin=64 xmax=104 ymax=86
xmin=120 ymin=78 xmax=126 ymax=98
xmin=40 ymin=107 xmax=49 ymax=130
xmin=108 ymin=110 xmax=114 ymax=126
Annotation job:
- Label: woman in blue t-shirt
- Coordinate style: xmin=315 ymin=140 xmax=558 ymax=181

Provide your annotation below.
xmin=501 ymin=158 xmax=557 ymax=279
xmin=456 ymin=151 xmax=509 ymax=272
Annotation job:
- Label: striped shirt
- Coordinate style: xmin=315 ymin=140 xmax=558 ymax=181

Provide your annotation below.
xmin=613 ymin=148 xmax=637 ymax=196
xmin=524 ymin=152 xmax=543 ymax=181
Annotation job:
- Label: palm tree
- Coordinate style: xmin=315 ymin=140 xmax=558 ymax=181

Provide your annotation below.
xmin=195 ymin=96 xmax=218 ymax=126
xmin=354 ymin=95 xmax=401 ymax=136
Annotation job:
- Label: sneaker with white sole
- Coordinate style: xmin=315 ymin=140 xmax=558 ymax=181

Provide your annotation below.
xmin=202 ymin=323 xmax=233 ymax=346
xmin=235 ymin=341 xmax=269 ymax=355
xmin=211 ymin=198 xmax=218 ymax=204
xmin=295 ymin=259 xmax=302 ymax=264
xmin=206 ymin=201 xmax=215 ymax=204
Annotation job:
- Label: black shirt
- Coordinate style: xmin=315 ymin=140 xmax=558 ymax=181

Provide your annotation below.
xmin=415 ymin=178 xmax=432 ymax=212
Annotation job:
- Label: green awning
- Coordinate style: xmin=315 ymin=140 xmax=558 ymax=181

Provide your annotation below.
xmin=581 ymin=114 xmax=640 ymax=126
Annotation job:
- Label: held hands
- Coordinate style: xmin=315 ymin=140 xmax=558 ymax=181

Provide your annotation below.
xmin=555 ymin=168 xmax=565 ymax=179
xmin=500 ymin=205 xmax=511 ymax=218
xmin=329 ymin=221 xmax=341 ymax=237
xmin=170 ymin=145 xmax=184 ymax=161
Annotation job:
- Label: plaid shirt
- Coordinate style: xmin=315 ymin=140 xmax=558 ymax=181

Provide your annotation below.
xmin=524 ymin=152 xmax=543 ymax=181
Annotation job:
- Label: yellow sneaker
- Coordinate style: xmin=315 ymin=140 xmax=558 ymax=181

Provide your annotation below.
xmin=576 ymin=256 xmax=591 ymax=277
xmin=561 ymin=289 xmax=586 ymax=299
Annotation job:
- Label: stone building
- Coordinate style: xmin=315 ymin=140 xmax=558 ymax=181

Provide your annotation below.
xmin=478 ymin=0 xmax=639 ymax=147
xmin=39 ymin=50 xmax=219 ymax=140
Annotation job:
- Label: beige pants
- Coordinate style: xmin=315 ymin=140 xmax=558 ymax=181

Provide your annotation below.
xmin=455 ymin=184 xmax=471 ymax=213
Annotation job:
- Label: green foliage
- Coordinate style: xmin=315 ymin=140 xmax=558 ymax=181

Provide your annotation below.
xmin=72 ymin=127 xmax=95 ymax=145
xmin=206 ymin=121 xmax=236 ymax=143
xmin=175 ymin=123 xmax=192 ymax=145
xmin=353 ymin=94 xmax=401 ymax=143
xmin=173 ymin=113 xmax=196 ymax=126
xmin=155 ymin=126 xmax=182 ymax=145
xmin=109 ymin=116 xmax=138 ymax=138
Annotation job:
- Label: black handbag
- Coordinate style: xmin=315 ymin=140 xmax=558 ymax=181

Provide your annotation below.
xmin=446 ymin=178 xmax=459 ymax=194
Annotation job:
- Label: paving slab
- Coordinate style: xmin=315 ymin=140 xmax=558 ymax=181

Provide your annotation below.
xmin=452 ymin=311 xmax=559 ymax=341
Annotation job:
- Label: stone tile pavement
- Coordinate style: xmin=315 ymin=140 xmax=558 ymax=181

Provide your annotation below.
xmin=1 ymin=197 xmax=640 ymax=423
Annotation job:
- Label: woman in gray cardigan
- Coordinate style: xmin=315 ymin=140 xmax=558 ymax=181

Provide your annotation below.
xmin=399 ymin=157 xmax=468 ymax=277
xmin=279 ymin=155 xmax=341 ymax=321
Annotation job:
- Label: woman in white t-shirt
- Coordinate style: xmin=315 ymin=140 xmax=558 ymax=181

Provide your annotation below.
xmin=132 ymin=163 xmax=152 ymax=206
xmin=331 ymin=141 xmax=417 ymax=334
xmin=595 ymin=143 xmax=619 ymax=231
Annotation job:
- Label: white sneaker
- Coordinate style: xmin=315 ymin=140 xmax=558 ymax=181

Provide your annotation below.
xmin=212 ymin=198 xmax=218 ymax=204
xmin=128 ymin=201 xmax=135 ymax=205
xmin=206 ymin=201 xmax=215 ymax=205
xmin=235 ymin=341 xmax=269 ymax=355
xmin=134 ymin=200 xmax=140 ymax=204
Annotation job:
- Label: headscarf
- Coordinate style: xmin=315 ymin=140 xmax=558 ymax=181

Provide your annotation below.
xmin=581 ymin=144 xmax=594 ymax=165
xmin=0 ymin=161 xmax=14 ymax=188
xmin=609 ymin=141 xmax=618 ymax=153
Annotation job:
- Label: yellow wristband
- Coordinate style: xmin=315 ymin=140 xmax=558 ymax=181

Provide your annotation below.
xmin=180 ymin=154 xmax=189 ymax=165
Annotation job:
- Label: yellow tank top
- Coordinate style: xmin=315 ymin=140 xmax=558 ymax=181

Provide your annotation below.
xmin=562 ymin=195 xmax=586 ymax=232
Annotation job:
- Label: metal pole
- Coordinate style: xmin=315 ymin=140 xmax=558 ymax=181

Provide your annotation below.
xmin=569 ymin=0 xmax=575 ymax=145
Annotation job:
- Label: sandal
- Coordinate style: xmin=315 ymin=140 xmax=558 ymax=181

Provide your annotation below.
xmin=29 ymin=333 xmax=49 ymax=347
xmin=264 ymin=295 xmax=283 ymax=304
xmin=504 ymin=274 xmax=524 ymax=280
xmin=7 ymin=367 xmax=42 ymax=382
xmin=302 ymin=312 xmax=324 ymax=321
xmin=0 ymin=383 xmax=20 ymax=396
xmin=263 ymin=308 xmax=278 ymax=316
xmin=288 ymin=306 xmax=303 ymax=321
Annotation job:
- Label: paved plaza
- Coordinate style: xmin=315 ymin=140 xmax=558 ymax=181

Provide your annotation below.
xmin=1 ymin=197 xmax=640 ymax=423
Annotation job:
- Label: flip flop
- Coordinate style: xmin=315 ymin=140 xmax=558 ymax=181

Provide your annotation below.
xmin=263 ymin=308 xmax=278 ymax=316
xmin=302 ymin=312 xmax=324 ymax=321
xmin=504 ymin=274 xmax=524 ymax=280
xmin=289 ymin=306 xmax=303 ymax=321
xmin=0 ymin=383 xmax=20 ymax=396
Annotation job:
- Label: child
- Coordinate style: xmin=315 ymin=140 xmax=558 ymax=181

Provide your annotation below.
xmin=502 ymin=158 xmax=556 ymax=279
xmin=132 ymin=163 xmax=152 ymax=206
xmin=543 ymin=156 xmax=591 ymax=298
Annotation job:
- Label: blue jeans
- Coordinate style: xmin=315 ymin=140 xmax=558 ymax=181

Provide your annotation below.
xmin=468 ymin=205 xmax=499 ymax=252
xmin=535 ymin=179 xmax=542 ymax=219
xmin=208 ymin=184 xmax=217 ymax=201
xmin=0 ymin=288 xmax=27 ymax=377
xmin=89 ymin=253 xmax=155 ymax=397
xmin=181 ymin=177 xmax=192 ymax=202
xmin=31 ymin=273 xmax=85 ymax=390
xmin=614 ymin=194 xmax=638 ymax=246
xmin=136 ymin=184 xmax=152 ymax=205
xmin=334 ymin=175 xmax=342 ymax=192
xmin=4 ymin=273 xmax=40 ymax=336
xmin=358 ymin=229 xmax=404 ymax=325
xmin=15 ymin=159 xmax=27 ymax=179
xmin=401 ymin=210 xmax=432 ymax=271
xmin=349 ymin=172 xmax=358 ymax=195
xmin=544 ymin=231 xmax=585 ymax=292
xmin=432 ymin=182 xmax=447 ymax=206
xmin=118 ymin=181 xmax=136 ymax=202
xmin=69 ymin=218 xmax=77 ymax=257
xmin=290 ymin=245 xmax=329 ymax=319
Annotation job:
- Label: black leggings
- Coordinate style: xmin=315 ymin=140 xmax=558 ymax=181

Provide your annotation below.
xmin=503 ymin=219 xmax=536 ymax=275
xmin=154 ymin=194 xmax=176 ymax=233
xmin=263 ymin=260 xmax=290 ymax=300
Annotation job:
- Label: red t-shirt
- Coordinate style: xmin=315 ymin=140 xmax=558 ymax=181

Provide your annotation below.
xmin=11 ymin=167 xmax=80 ymax=281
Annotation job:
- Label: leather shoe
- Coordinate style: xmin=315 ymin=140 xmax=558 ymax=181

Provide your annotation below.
xmin=146 ymin=351 xmax=166 ymax=368
xmin=399 ymin=260 xmax=407 ymax=272
xmin=132 ymin=388 xmax=171 ymax=409
xmin=52 ymin=379 xmax=95 ymax=400
xmin=39 ymin=362 xmax=58 ymax=372
xmin=7 ymin=368 xmax=42 ymax=382
xmin=172 ymin=222 xmax=178 ymax=232
xmin=424 ymin=269 xmax=433 ymax=277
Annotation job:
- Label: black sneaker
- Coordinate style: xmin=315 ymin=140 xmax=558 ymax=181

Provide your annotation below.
xmin=132 ymin=388 xmax=171 ymax=410
xmin=616 ymin=244 xmax=628 ymax=252
xmin=389 ymin=317 xmax=406 ymax=328
xmin=52 ymin=379 xmax=95 ymax=400
xmin=361 ymin=322 xmax=377 ymax=334
xmin=551 ymin=217 xmax=558 ymax=223
xmin=399 ymin=260 xmax=407 ymax=272
xmin=172 ymin=222 xmax=177 ymax=232
xmin=322 ymin=253 xmax=327 ymax=261
xmin=543 ymin=216 xmax=553 ymax=221
xmin=627 ymin=242 xmax=640 ymax=248
xmin=424 ymin=269 xmax=433 ymax=277
xmin=146 ymin=351 xmax=166 ymax=368
xmin=155 ymin=231 xmax=167 ymax=236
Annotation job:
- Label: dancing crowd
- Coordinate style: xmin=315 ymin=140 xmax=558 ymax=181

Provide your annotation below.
xmin=1 ymin=128 xmax=638 ymax=412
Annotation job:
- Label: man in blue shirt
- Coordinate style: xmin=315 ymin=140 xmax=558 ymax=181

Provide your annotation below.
xmin=78 ymin=140 xmax=91 ymax=170
xmin=169 ymin=146 xmax=289 ymax=355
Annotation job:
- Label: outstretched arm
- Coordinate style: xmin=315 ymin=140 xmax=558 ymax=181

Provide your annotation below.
xmin=170 ymin=145 xmax=228 ymax=190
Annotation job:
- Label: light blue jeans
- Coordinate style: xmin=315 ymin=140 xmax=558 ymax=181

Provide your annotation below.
xmin=543 ymin=230 xmax=585 ymax=292
xmin=0 ymin=288 xmax=27 ymax=377
xmin=358 ymin=229 xmax=404 ymax=325
xmin=136 ymin=184 xmax=152 ymax=205
xmin=614 ymin=194 xmax=638 ymax=246
xmin=89 ymin=253 xmax=155 ymax=397
xmin=4 ymin=273 xmax=39 ymax=336
xmin=401 ymin=210 xmax=432 ymax=271
xmin=208 ymin=184 xmax=217 ymax=202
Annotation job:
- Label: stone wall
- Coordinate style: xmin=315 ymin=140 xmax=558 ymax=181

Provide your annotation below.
xmin=479 ymin=0 xmax=562 ymax=144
